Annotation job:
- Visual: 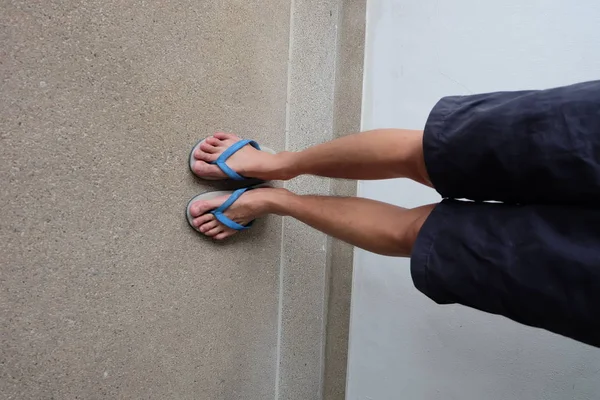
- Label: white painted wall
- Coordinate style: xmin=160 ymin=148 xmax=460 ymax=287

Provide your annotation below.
xmin=347 ymin=1 xmax=600 ymax=399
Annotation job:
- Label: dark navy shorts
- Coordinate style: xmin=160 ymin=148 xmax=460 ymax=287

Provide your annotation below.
xmin=411 ymin=80 xmax=600 ymax=347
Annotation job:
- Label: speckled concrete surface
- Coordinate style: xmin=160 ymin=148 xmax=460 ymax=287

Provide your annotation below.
xmin=1 ymin=1 xmax=288 ymax=398
xmin=1 ymin=1 xmax=364 ymax=399
xmin=323 ymin=2 xmax=366 ymax=399
xmin=276 ymin=0 xmax=339 ymax=399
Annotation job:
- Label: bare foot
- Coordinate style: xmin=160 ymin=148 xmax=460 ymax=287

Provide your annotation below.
xmin=188 ymin=188 xmax=282 ymax=240
xmin=191 ymin=132 xmax=278 ymax=180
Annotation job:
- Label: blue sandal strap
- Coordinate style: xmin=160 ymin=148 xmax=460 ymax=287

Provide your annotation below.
xmin=210 ymin=139 xmax=261 ymax=181
xmin=210 ymin=188 xmax=254 ymax=231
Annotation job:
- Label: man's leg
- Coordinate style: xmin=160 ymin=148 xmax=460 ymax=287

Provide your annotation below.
xmin=192 ymin=129 xmax=430 ymax=185
xmin=188 ymin=187 xmax=435 ymax=257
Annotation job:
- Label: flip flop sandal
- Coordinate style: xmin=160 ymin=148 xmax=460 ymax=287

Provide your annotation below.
xmin=186 ymin=187 xmax=258 ymax=233
xmin=189 ymin=137 xmax=276 ymax=181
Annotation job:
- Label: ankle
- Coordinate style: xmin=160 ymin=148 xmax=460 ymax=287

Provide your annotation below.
xmin=258 ymin=152 xmax=297 ymax=181
xmin=255 ymin=187 xmax=294 ymax=216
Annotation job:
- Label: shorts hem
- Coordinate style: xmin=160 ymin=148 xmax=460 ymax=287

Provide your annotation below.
xmin=410 ymin=200 xmax=455 ymax=304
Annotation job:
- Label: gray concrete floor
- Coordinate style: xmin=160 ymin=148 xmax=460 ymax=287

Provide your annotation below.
xmin=1 ymin=1 xmax=364 ymax=399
